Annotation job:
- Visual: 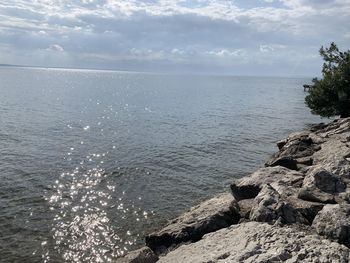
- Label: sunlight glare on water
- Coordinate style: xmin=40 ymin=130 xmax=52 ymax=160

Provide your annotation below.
xmin=44 ymin=148 xmax=151 ymax=262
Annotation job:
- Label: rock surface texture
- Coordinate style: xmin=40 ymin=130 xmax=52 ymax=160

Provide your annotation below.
xmin=117 ymin=118 xmax=350 ymax=262
xmin=312 ymin=204 xmax=350 ymax=247
xmin=158 ymin=222 xmax=349 ymax=263
xmin=145 ymin=193 xmax=240 ymax=254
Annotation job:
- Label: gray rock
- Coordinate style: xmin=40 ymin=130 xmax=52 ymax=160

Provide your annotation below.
xmin=265 ymin=156 xmax=298 ymax=170
xmin=312 ymin=139 xmax=350 ymax=166
xmin=249 ymin=184 xmax=309 ymax=224
xmin=317 ymin=118 xmax=350 ymax=138
xmin=230 ymin=166 xmax=304 ymax=201
xmin=276 ymin=139 xmax=287 ymax=149
xmin=298 ymin=166 xmax=346 ymax=204
xmin=298 ymin=188 xmax=337 ymax=204
xmin=321 ymin=158 xmax=350 ymax=178
xmin=249 ymin=184 xmax=280 ymax=222
xmin=310 ymin=123 xmax=327 ymax=132
xmin=265 ymin=130 xmax=323 ymax=170
xmin=145 ymin=193 xmax=240 ymax=254
xmin=115 ymin=247 xmax=158 ymax=263
xmin=237 ymin=199 xmax=254 ymax=219
xmin=313 ymin=204 xmax=350 ymax=247
xmin=157 ymin=222 xmax=350 ymax=263
xmin=298 ymin=188 xmax=336 ymax=204
xmin=308 ymin=132 xmax=326 ymax=144
xmin=270 ymin=182 xmax=324 ymax=224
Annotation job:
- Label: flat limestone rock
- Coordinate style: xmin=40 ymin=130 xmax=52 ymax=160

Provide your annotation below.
xmin=145 ymin=193 xmax=240 ymax=254
xmin=230 ymin=166 xmax=304 ymax=201
xmin=312 ymin=204 xmax=350 ymax=247
xmin=157 ymin=222 xmax=350 ymax=263
xmin=115 ymin=247 xmax=158 ymax=263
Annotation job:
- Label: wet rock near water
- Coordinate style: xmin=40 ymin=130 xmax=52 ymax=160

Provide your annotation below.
xmin=145 ymin=193 xmax=240 ymax=255
xmin=119 ymin=118 xmax=350 ymax=262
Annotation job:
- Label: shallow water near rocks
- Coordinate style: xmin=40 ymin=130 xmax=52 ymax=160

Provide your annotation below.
xmin=0 ymin=67 xmax=322 ymax=262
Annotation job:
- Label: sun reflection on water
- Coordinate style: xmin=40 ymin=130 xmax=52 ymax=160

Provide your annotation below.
xmin=43 ymin=148 xmax=151 ymax=262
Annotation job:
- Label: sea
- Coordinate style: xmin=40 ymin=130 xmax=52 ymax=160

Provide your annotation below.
xmin=0 ymin=66 xmax=323 ymax=262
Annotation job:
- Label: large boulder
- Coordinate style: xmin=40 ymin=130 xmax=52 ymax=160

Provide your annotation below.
xmin=249 ymin=184 xmax=314 ymax=224
xmin=270 ymin=182 xmax=324 ymax=224
xmin=312 ymin=204 xmax=350 ymax=247
xmin=145 ymin=193 xmax=240 ymax=254
xmin=157 ymin=222 xmax=350 ymax=263
xmin=303 ymin=167 xmax=346 ymax=193
xmin=298 ymin=166 xmax=346 ymax=204
xmin=230 ymin=166 xmax=304 ymax=201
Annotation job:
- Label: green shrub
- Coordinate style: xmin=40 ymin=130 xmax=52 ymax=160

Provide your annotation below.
xmin=305 ymin=42 xmax=350 ymax=118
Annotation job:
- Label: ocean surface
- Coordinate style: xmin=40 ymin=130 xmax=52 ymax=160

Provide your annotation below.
xmin=0 ymin=67 xmax=322 ymax=262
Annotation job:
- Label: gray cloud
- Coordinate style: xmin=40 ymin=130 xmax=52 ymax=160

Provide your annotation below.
xmin=0 ymin=0 xmax=349 ymax=76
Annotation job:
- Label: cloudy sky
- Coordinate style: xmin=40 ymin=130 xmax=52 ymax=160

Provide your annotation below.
xmin=0 ymin=0 xmax=349 ymax=76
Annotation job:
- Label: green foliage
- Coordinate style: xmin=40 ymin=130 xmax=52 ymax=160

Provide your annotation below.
xmin=305 ymin=42 xmax=350 ymax=118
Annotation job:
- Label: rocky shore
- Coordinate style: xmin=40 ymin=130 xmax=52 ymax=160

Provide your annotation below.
xmin=117 ymin=118 xmax=350 ymax=263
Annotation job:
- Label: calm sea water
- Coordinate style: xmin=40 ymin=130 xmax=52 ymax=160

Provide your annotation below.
xmin=0 ymin=67 xmax=322 ymax=262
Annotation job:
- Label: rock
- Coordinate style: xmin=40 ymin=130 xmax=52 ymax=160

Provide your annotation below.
xmin=265 ymin=156 xmax=298 ymax=170
xmin=249 ymin=184 xmax=309 ymax=224
xmin=312 ymin=139 xmax=350 ymax=166
xmin=145 ymin=193 xmax=240 ymax=254
xmin=265 ymin=131 xmax=322 ymax=170
xmin=249 ymin=184 xmax=280 ymax=222
xmin=295 ymin=156 xmax=313 ymax=166
xmin=157 ymin=222 xmax=350 ymax=263
xmin=298 ymin=188 xmax=336 ymax=204
xmin=298 ymin=189 xmax=337 ymax=204
xmin=270 ymin=182 xmax=324 ymax=224
xmin=230 ymin=166 xmax=304 ymax=201
xmin=303 ymin=167 xmax=346 ymax=194
xmin=308 ymin=132 xmax=326 ymax=144
xmin=312 ymin=204 xmax=350 ymax=247
xmin=276 ymin=139 xmax=287 ymax=150
xmin=317 ymin=118 xmax=350 ymax=138
xmin=310 ymin=122 xmax=327 ymax=132
xmin=287 ymin=130 xmax=311 ymax=142
xmin=115 ymin=247 xmax=158 ymax=263
xmin=298 ymin=166 xmax=346 ymax=204
xmin=339 ymin=191 xmax=350 ymax=203
xmin=319 ymin=158 xmax=350 ymax=178
xmin=237 ymin=199 xmax=254 ymax=219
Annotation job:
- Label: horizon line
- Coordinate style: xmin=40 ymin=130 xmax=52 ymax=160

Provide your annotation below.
xmin=0 ymin=63 xmax=316 ymax=79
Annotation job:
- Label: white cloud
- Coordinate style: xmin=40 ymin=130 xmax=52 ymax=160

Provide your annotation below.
xmin=46 ymin=44 xmax=64 ymax=52
xmin=206 ymin=49 xmax=246 ymax=57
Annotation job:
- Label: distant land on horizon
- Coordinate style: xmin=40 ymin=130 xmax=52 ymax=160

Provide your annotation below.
xmin=0 ymin=63 xmax=317 ymax=79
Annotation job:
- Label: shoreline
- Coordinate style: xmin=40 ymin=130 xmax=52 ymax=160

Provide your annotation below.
xmin=117 ymin=117 xmax=350 ymax=262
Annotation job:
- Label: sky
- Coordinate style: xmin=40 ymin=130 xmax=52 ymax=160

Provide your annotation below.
xmin=0 ymin=0 xmax=349 ymax=76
